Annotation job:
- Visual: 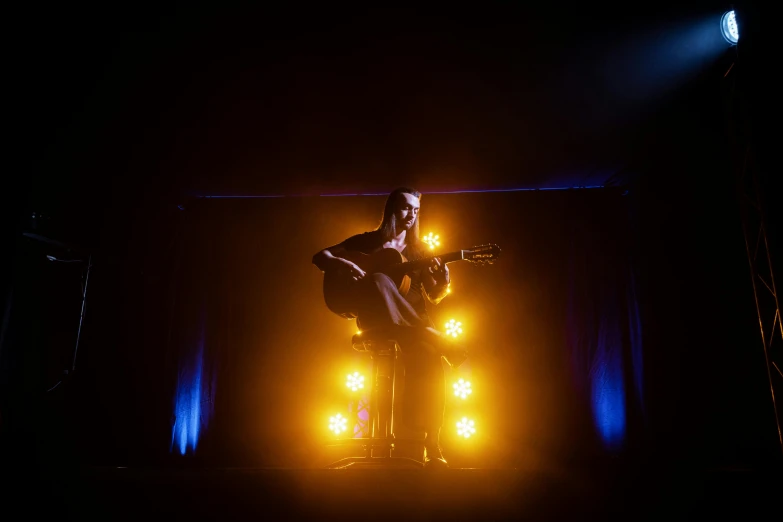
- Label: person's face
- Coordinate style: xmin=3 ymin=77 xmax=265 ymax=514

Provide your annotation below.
xmin=395 ymin=193 xmax=420 ymax=231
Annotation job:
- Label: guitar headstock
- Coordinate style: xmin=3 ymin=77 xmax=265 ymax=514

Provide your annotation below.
xmin=463 ymin=244 xmax=501 ymax=265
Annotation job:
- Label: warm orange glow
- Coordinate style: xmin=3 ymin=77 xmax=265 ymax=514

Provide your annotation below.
xmin=329 ymin=414 xmax=348 ymax=435
xmin=445 ymin=319 xmax=463 ymax=338
xmin=422 ymin=232 xmax=440 ymax=250
xmin=346 ymin=371 xmax=365 ymax=391
xmin=456 ymin=417 xmax=476 ymax=438
xmin=453 ymin=378 xmax=472 ymax=399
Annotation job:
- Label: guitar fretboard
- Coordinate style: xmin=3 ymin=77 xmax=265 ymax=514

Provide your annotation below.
xmin=396 ymin=250 xmax=464 ymax=271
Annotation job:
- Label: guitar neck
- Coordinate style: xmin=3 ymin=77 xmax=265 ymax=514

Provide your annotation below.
xmin=400 ymin=250 xmax=464 ymax=272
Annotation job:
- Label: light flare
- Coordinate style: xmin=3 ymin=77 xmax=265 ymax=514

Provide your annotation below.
xmin=329 ymin=414 xmax=348 ymax=435
xmin=422 ymin=232 xmax=441 ymax=250
xmin=453 ymin=378 xmax=472 ymax=399
xmin=346 ymin=371 xmax=365 ymax=392
xmin=456 ymin=417 xmax=476 ymax=438
xmin=445 ymin=319 xmax=463 ymax=338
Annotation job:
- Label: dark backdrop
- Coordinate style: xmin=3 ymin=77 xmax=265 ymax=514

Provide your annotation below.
xmin=159 ymin=188 xmax=642 ymax=469
xmin=1 ymin=0 xmax=781 ymax=472
xmin=2 ymin=175 xmax=779 ymax=470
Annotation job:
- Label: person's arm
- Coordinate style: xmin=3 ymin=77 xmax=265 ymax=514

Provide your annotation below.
xmin=312 ymin=243 xmax=347 ymax=272
xmin=422 ymin=257 xmax=450 ymax=305
xmin=312 ymin=243 xmax=367 ymax=279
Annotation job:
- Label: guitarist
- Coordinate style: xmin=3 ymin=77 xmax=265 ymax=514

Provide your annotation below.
xmin=312 ymin=186 xmax=466 ymax=468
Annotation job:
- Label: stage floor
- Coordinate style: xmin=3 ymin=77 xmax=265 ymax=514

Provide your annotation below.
xmin=9 ymin=464 xmax=782 ymax=520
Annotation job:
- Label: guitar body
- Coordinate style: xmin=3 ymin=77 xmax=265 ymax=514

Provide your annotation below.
xmin=320 ymin=242 xmax=500 ymax=319
xmin=323 ymin=248 xmax=413 ymax=318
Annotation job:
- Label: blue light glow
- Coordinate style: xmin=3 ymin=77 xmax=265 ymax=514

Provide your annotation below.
xmin=585 ymin=13 xmax=732 ymax=128
xmin=721 ymin=10 xmax=739 ymax=44
xmin=195 ymin=185 xmax=606 ymax=199
xmin=591 ymin=352 xmax=627 ymax=449
xmin=171 ymin=318 xmax=212 ymax=455
xmin=567 ymin=237 xmax=638 ymax=451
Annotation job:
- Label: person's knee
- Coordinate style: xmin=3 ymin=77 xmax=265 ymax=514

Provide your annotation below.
xmin=358 ymin=272 xmax=400 ymax=306
xmin=354 ymin=272 xmax=396 ymax=306
xmin=368 ymin=272 xmax=396 ymax=292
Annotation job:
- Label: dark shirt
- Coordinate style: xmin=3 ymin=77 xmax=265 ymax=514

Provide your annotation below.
xmin=339 ymin=230 xmax=429 ymax=319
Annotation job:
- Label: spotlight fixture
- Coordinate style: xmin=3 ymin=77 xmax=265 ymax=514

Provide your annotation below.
xmin=329 ymin=414 xmax=348 ymax=434
xmin=445 ymin=319 xmax=463 ymax=338
xmin=422 ymin=232 xmax=441 ymax=250
xmin=456 ymin=417 xmax=476 ymax=438
xmin=721 ymin=10 xmax=739 ymax=44
xmin=453 ymin=378 xmax=472 ymax=399
xmin=346 ymin=372 xmax=365 ymax=392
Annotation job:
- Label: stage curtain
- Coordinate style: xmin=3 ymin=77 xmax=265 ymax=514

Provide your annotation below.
xmin=565 ymin=190 xmax=645 ymax=452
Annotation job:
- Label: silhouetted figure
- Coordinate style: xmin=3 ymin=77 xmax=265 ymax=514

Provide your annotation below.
xmin=312 ymin=187 xmax=466 ymax=467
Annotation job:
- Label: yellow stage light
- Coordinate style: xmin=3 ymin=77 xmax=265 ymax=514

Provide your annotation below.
xmin=453 ymin=378 xmax=472 ymax=399
xmin=346 ymin=371 xmax=365 ymax=392
xmin=446 ymin=283 xmax=451 ymax=294
xmin=445 ymin=319 xmax=463 ymax=338
xmin=329 ymin=414 xmax=348 ymax=435
xmin=456 ymin=417 xmax=476 ymax=438
xmin=422 ymin=232 xmax=440 ymax=250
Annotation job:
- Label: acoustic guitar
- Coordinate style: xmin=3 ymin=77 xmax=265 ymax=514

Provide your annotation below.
xmin=323 ymin=244 xmax=501 ymax=318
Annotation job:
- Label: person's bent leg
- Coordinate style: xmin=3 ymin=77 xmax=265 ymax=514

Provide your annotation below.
xmin=399 ymin=352 xmax=429 ymax=435
xmin=352 ymin=274 xmax=466 ymax=371
xmin=422 ymin=352 xmax=446 ymax=454
xmin=354 ymin=273 xmax=429 ymax=330
xmin=403 ymin=341 xmax=448 ymax=467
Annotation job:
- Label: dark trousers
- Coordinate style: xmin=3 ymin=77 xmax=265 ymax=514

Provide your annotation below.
xmin=351 ymin=273 xmax=445 ymax=441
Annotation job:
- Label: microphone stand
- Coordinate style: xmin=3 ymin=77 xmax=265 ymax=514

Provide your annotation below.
xmin=71 ymin=254 xmax=91 ymax=372
xmin=45 ymin=253 xmax=92 ymax=392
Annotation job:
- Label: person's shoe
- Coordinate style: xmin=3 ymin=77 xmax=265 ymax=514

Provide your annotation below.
xmin=423 ymin=446 xmax=449 ymax=469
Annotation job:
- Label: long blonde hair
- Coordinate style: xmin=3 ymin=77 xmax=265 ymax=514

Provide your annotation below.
xmin=376 ymin=187 xmax=424 ymax=260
